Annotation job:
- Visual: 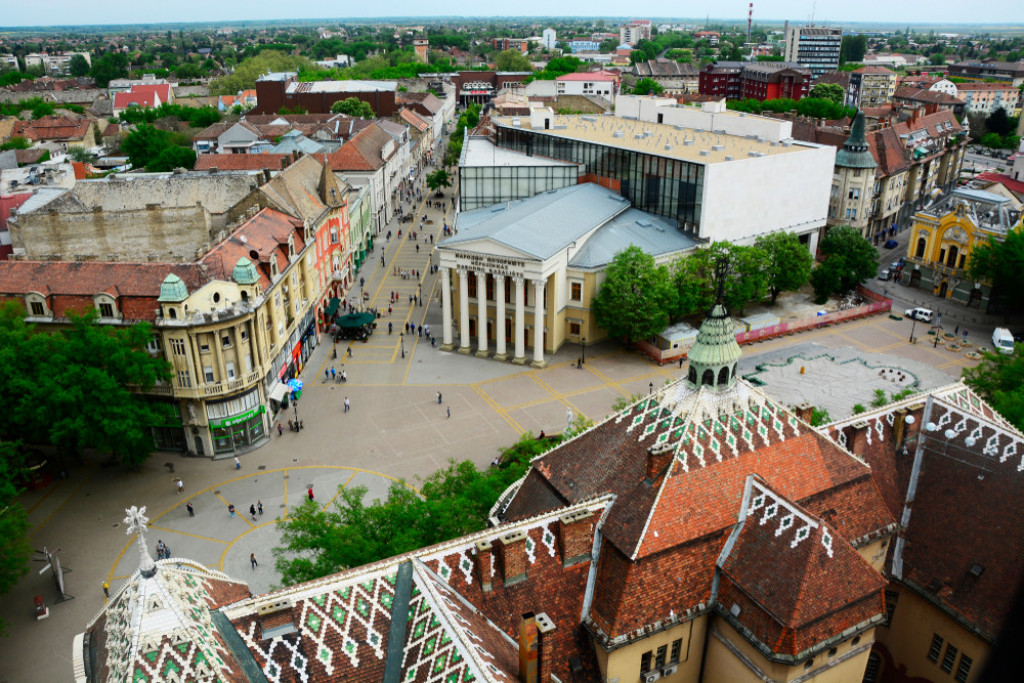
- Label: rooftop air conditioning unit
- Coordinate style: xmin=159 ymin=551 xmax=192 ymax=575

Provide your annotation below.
xmin=661 ymin=664 xmax=679 ymax=677
xmin=642 ymin=671 xmax=661 ymax=683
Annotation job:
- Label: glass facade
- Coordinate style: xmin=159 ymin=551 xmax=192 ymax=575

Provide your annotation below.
xmin=460 ymin=165 xmax=577 ymax=211
xmin=494 ymin=126 xmax=704 ymax=229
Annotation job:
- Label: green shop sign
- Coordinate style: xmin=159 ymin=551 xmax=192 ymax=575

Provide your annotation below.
xmin=210 ymin=404 xmax=266 ymax=429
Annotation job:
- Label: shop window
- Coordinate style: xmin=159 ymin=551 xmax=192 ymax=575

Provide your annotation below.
xmin=570 ymin=281 xmax=582 ymax=301
xmin=204 ymin=366 xmax=215 ymax=383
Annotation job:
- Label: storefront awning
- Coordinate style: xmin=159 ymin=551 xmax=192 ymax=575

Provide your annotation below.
xmin=324 ymin=297 xmax=341 ymax=318
xmin=269 ymin=382 xmax=289 ymax=404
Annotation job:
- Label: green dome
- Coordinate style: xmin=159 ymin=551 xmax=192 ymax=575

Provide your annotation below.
xmin=158 ymin=273 xmax=189 ymax=303
xmin=834 ymin=111 xmax=877 ymax=170
xmin=686 ymin=304 xmax=742 ymax=390
xmin=232 ymin=257 xmax=260 ymax=285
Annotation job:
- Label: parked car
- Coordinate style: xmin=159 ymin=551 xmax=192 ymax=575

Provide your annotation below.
xmin=890 ymin=260 xmax=902 ymax=271
xmin=878 ymin=269 xmax=890 ymax=280
xmin=884 ymin=239 xmax=899 ymax=249
xmin=905 ymin=307 xmax=934 ymax=323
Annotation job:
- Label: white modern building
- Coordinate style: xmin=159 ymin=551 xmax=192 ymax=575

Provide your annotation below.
xmin=783 ymin=24 xmax=843 ymax=78
xmin=554 ymin=72 xmax=617 ymax=99
xmin=458 ymin=137 xmax=578 ymax=211
xmin=542 ymin=28 xmax=557 ymax=50
xmin=24 ymin=51 xmax=91 ymax=75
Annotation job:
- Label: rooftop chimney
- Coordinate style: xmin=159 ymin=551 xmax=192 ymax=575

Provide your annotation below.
xmin=500 ymin=530 xmax=528 ymax=586
xmin=794 ymin=403 xmax=815 ymax=423
xmin=518 ymin=613 xmax=539 ymax=683
xmin=850 ymin=420 xmax=870 ymax=456
xmin=475 ymin=540 xmax=494 ymax=592
xmin=558 ymin=510 xmax=593 ymax=567
xmin=646 ymin=447 xmax=673 ymax=482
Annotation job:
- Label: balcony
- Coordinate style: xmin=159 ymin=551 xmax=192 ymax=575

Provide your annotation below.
xmin=153 ymin=369 xmax=264 ymax=400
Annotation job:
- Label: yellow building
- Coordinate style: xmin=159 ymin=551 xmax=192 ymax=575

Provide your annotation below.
xmin=438 ymin=183 xmax=697 ymax=366
xmin=904 ymin=188 xmax=1018 ymax=308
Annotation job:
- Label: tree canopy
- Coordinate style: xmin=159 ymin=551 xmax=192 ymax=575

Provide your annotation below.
xmin=118 ymin=102 xmax=221 ymax=128
xmin=755 ymin=232 xmax=815 ymax=304
xmin=494 ymin=48 xmax=532 ymax=72
xmin=274 ymin=431 xmax=565 ymax=584
xmin=592 ymin=246 xmax=677 ymax=343
xmin=68 ymin=54 xmax=91 ymax=78
xmin=967 ymin=228 xmax=1024 ymax=314
xmin=727 ymin=96 xmax=857 ymax=121
xmin=963 ymin=345 xmax=1024 ymax=431
xmin=633 ymin=78 xmax=665 ymax=96
xmin=672 ymin=242 xmax=768 ymax=318
xmin=840 ymin=35 xmax=868 ymax=64
xmin=426 ymin=169 xmax=451 ymax=196
xmin=209 ymin=50 xmax=314 ymax=95
xmin=329 ymin=97 xmax=374 ymax=118
xmin=0 ymin=441 xmax=30 ymax=636
xmin=809 ymin=82 xmax=845 ymax=105
xmin=810 ymin=225 xmax=878 ymax=303
xmin=122 ymin=124 xmax=195 ymax=171
xmin=90 ymin=52 xmax=130 ymax=87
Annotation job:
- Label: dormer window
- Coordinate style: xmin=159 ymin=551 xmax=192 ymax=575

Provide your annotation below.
xmin=270 ymin=258 xmax=279 ymax=278
xmin=26 ymin=293 xmax=50 ymax=317
xmin=288 ymin=235 xmax=295 ymax=258
xmin=94 ymin=293 xmax=120 ymax=320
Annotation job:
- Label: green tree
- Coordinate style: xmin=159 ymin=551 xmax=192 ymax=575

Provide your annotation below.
xmin=0 ymin=441 xmax=30 ymax=636
xmin=962 ymin=345 xmax=1024 ymax=430
xmin=66 ymin=147 xmax=92 ymax=163
xmin=494 ymin=48 xmax=532 ymax=72
xmin=755 ymin=232 xmax=814 ymax=304
xmin=148 ymin=145 xmax=197 ymax=172
xmin=968 ymin=229 xmax=1024 ymax=313
xmin=426 ymin=169 xmax=451 ymax=196
xmin=89 ymin=52 xmax=129 ymax=87
xmin=599 ymin=38 xmax=619 ymax=53
xmin=329 ymin=97 xmax=374 ymax=118
xmin=592 ymin=246 xmax=678 ymax=344
xmin=209 ymin=50 xmax=314 ymax=96
xmin=840 ymin=35 xmax=868 ymax=64
xmin=175 ymin=63 xmax=202 ymax=79
xmin=275 ymin=433 xmax=556 ymax=584
xmin=122 ymin=124 xmax=193 ymax=170
xmin=986 ymin=108 xmax=1013 ymax=136
xmin=810 ymin=226 xmax=878 ymax=303
xmin=0 ymin=136 xmax=31 ymax=151
xmin=68 ymin=54 xmax=91 ymax=77
xmin=672 ymin=243 xmax=767 ymax=318
xmin=633 ymin=78 xmax=665 ymax=96
xmin=809 ymin=82 xmax=845 ymax=105
xmin=929 ymin=52 xmax=946 ymax=66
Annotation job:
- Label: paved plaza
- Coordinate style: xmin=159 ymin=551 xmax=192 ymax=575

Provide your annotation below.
xmin=0 ymin=177 xmax=999 ymax=683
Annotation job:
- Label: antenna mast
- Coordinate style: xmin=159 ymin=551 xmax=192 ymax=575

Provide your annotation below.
xmin=747 ymin=3 xmax=753 ymax=44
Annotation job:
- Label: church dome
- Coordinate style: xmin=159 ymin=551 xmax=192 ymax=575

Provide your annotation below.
xmin=232 ymin=257 xmax=260 ymax=285
xmin=157 ymin=273 xmax=188 ymax=302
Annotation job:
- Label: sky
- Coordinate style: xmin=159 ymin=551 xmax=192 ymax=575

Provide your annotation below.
xmin=1 ymin=1 xmax=1021 ymax=29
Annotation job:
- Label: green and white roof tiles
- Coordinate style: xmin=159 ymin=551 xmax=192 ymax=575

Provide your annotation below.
xmin=158 ymin=274 xmax=189 ymax=303
xmin=685 ymin=303 xmax=742 ymax=374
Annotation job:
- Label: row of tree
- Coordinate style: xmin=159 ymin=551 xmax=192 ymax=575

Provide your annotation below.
xmin=593 ymin=227 xmax=878 ymax=344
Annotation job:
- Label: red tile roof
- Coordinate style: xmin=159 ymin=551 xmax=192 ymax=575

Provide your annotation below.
xmin=193 ymin=153 xmax=291 ymax=171
xmin=326 ymin=122 xmax=393 ymax=172
xmin=12 ymin=115 xmax=93 ymax=142
xmin=976 ymin=171 xmax=1024 ymax=196
xmin=199 ymin=207 xmax=304 ymax=289
xmin=113 ymin=90 xmax=161 ymax=110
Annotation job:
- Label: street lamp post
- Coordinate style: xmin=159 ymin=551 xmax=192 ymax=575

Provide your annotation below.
xmin=649 ymin=382 xmax=654 ymax=395
xmin=581 ymin=336 xmax=586 ymax=364
xmin=400 ymin=332 xmax=405 ymax=359
xmin=909 ymin=316 xmax=918 ymax=344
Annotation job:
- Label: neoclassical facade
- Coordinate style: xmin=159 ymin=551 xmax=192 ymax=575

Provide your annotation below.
xmin=437 ymin=183 xmax=696 ymax=365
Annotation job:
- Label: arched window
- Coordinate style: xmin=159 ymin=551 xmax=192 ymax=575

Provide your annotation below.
xmin=946 ymin=245 xmax=959 ymax=268
xmin=688 ymin=367 xmax=697 ymax=383
xmin=731 ymin=363 xmax=737 ymax=378
xmin=701 ymin=369 xmax=714 ymax=386
xmin=915 ymin=237 xmax=927 ymax=259
xmin=168 ymin=308 xmax=177 ymax=320
xmin=718 ymin=367 xmax=730 ymax=386
xmin=240 ymin=291 xmax=249 ymax=303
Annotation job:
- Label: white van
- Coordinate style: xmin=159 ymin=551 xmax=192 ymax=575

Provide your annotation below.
xmin=904 ymin=307 xmax=934 ymax=323
xmin=992 ymin=328 xmax=1015 ymax=355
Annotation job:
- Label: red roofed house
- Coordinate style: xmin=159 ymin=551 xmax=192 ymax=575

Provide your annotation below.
xmin=11 ymin=114 xmax=99 ymax=152
xmin=555 ymin=71 xmax=619 ymax=99
xmin=73 ymin=302 xmax=1023 ymax=683
xmin=327 ymin=121 xmax=405 ymax=232
xmin=112 ymin=83 xmax=173 ymax=117
xmin=0 ymin=192 xmax=31 ymax=259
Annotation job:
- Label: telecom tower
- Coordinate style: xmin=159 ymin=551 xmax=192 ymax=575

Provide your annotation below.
xmin=747 ymin=3 xmax=753 ymax=43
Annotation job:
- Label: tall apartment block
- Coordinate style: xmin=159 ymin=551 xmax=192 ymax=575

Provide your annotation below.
xmin=783 ymin=23 xmax=843 ymax=78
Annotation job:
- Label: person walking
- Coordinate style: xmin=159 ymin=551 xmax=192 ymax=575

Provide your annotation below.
xmin=250 ymin=553 xmax=258 ymax=570
xmin=344 ymin=397 xmax=350 ymax=413
xmin=446 ymin=406 xmax=451 ymax=419
xmin=249 ymin=504 xmax=257 ymax=521
xmin=307 ymin=486 xmax=315 ymax=501
xmin=437 ymin=391 xmax=442 ymax=404
xmin=388 ymin=321 xmax=393 ymax=335
xmin=102 ymin=581 xmax=109 ymax=600
xmin=325 ymin=369 xmax=329 ymax=381
xmin=228 ymin=504 xmax=236 ymax=517
xmin=187 ymin=501 xmax=195 ymax=517
xmin=277 ymin=422 xmax=283 ymax=436
xmin=257 ymin=500 xmax=263 ymax=515
xmin=331 ymin=367 xmax=336 ymax=380
xmin=176 ymin=478 xmax=184 ymax=494
xmin=234 ymin=456 xmax=241 ymax=470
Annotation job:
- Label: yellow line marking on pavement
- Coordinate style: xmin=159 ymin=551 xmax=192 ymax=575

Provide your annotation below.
xmin=214 ymin=491 xmax=255 ymax=528
xmin=217 ymin=519 xmax=280 ymax=571
xmin=325 ymin=472 xmax=356 ymax=508
xmin=23 ymin=477 xmax=64 ymax=515
xmin=28 ymin=470 xmax=95 ymax=537
xmin=147 ymin=525 xmax=229 ymax=545
xmin=472 ymin=383 xmax=524 ymax=434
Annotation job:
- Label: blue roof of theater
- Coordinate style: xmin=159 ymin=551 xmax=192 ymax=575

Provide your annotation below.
xmin=449 ymin=183 xmax=697 ymax=266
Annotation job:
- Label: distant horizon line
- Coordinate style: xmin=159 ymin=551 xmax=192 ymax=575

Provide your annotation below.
xmin=2 ymin=16 xmax=1023 ymax=32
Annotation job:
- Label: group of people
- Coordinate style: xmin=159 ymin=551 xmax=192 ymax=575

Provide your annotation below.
xmin=155 ymin=540 xmax=171 ymax=560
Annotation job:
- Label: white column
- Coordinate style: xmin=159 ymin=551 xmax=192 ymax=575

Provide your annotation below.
xmin=532 ymin=277 xmax=546 ymax=367
xmin=440 ymin=266 xmax=454 ymax=350
xmin=476 ymin=271 xmax=489 ymax=357
xmin=457 ymin=268 xmax=471 ymax=354
xmin=513 ymin=275 xmax=526 ymax=364
xmin=494 ymin=275 xmax=507 ymax=360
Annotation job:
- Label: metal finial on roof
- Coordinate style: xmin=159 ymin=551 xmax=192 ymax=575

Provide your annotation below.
xmin=713 ymin=254 xmax=730 ymax=307
xmin=124 ymin=505 xmax=156 ymax=578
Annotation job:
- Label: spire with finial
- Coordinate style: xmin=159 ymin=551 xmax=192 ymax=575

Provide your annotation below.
xmin=835 ymin=110 xmax=877 ymax=170
xmin=685 ymin=255 xmax=742 ymax=391
xmin=124 ymin=505 xmax=156 ymax=578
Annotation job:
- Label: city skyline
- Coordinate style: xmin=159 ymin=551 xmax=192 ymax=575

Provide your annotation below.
xmin=1 ymin=1 xmax=1022 ymax=30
